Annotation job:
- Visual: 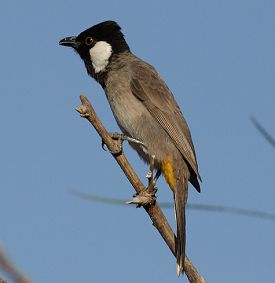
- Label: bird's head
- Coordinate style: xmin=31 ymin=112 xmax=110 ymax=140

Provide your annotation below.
xmin=59 ymin=21 xmax=130 ymax=76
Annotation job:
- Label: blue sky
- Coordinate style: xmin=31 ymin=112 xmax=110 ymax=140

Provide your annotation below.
xmin=0 ymin=1 xmax=274 ymax=282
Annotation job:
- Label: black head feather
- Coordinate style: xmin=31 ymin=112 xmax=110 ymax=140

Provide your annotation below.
xmin=59 ymin=21 xmax=130 ymax=86
xmin=76 ymin=20 xmax=129 ymax=53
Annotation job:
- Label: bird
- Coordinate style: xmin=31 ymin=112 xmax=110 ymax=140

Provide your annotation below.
xmin=59 ymin=20 xmax=201 ymax=276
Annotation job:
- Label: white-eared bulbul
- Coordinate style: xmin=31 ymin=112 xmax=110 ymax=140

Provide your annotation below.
xmin=59 ymin=20 xmax=201 ymax=276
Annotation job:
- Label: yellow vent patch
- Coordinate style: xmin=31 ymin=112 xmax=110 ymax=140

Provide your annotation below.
xmin=161 ymin=158 xmax=175 ymax=189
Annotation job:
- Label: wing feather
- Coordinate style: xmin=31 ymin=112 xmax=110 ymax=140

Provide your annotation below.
xmin=130 ymin=62 xmax=201 ymax=181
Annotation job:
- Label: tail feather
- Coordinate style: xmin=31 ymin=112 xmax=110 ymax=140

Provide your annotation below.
xmin=174 ymin=179 xmax=187 ymax=276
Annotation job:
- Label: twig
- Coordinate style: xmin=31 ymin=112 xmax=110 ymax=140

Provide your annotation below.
xmin=251 ymin=116 xmax=275 ymax=148
xmin=69 ymin=191 xmax=275 ymax=221
xmin=0 ymin=247 xmax=30 ymax=283
xmin=76 ymin=95 xmax=205 ymax=282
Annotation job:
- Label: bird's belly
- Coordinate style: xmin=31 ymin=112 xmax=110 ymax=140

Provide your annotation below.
xmin=106 ymin=90 xmax=144 ymax=137
xmin=105 ymin=89 xmax=179 ymax=167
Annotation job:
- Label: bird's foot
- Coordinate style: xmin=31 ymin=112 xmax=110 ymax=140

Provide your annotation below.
xmin=102 ymin=132 xmax=146 ymax=155
xmin=126 ymin=155 xmax=160 ymax=207
xmin=126 ymin=187 xmax=157 ymax=207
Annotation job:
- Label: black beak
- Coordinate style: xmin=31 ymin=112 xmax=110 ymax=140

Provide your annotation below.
xmin=59 ymin=36 xmax=80 ymax=48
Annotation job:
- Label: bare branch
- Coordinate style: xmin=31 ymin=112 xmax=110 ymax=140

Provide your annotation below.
xmin=251 ymin=116 xmax=275 ymax=148
xmin=69 ymin=191 xmax=275 ymax=221
xmin=76 ymin=95 xmax=205 ymax=282
xmin=0 ymin=246 xmax=30 ymax=283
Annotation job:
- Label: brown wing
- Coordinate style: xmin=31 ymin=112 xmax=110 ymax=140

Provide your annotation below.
xmin=130 ymin=61 xmax=201 ymax=182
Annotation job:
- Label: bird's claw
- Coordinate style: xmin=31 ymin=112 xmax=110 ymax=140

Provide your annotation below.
xmin=101 ymin=132 xmax=125 ymax=154
xmin=126 ymin=188 xmax=157 ymax=207
xmin=102 ymin=132 xmax=146 ymax=155
xmin=101 ymin=140 xmax=108 ymax=151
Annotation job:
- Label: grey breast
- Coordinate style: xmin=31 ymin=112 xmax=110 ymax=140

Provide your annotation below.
xmin=104 ymin=54 xmax=180 ymax=164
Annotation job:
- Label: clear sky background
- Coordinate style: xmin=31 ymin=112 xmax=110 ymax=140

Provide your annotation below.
xmin=1 ymin=1 xmax=274 ymax=282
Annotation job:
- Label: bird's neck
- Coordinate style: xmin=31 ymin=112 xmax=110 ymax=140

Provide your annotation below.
xmin=87 ymin=50 xmax=133 ymax=87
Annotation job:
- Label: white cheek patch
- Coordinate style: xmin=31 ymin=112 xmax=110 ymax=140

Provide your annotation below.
xmin=89 ymin=41 xmax=112 ymax=73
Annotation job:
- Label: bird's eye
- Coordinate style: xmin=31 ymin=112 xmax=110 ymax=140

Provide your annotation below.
xmin=85 ymin=37 xmax=93 ymax=46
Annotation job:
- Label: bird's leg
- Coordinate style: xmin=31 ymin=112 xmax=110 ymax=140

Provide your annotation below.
xmin=146 ymin=155 xmax=157 ymax=193
xmin=102 ymin=132 xmax=146 ymax=155
xmin=126 ymin=155 xmax=158 ymax=207
xmin=146 ymin=157 xmax=161 ymax=193
xmin=154 ymin=169 xmax=161 ymax=183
